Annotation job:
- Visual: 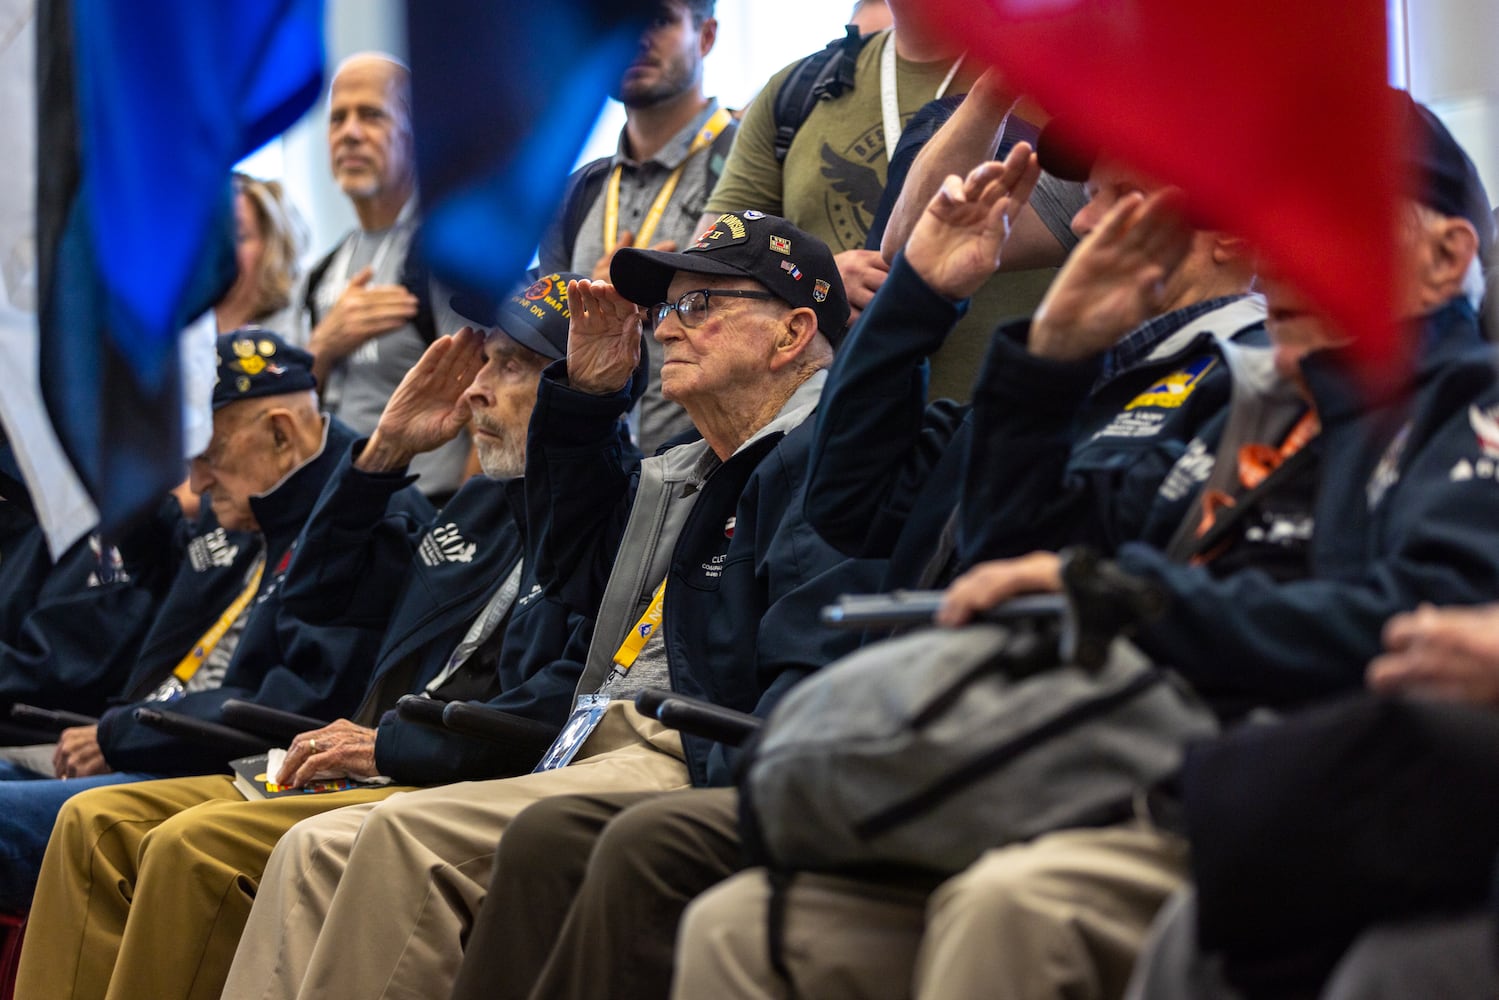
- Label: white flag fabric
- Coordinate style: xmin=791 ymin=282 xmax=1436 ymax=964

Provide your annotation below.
xmin=0 ymin=0 xmax=217 ymax=557
xmin=0 ymin=0 xmax=98 ymax=556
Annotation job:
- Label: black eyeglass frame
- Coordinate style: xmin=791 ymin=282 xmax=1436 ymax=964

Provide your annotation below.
xmin=650 ymin=288 xmax=779 ymax=329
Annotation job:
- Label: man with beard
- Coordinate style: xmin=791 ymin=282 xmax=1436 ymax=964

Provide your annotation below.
xmin=15 ymin=274 xmax=606 ymax=1000
xmin=539 ymin=0 xmax=734 ymax=454
xmin=297 ymin=54 xmax=472 ymax=501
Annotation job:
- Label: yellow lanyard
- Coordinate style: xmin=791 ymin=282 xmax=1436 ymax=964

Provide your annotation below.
xmin=170 ymin=554 xmax=265 ymax=682
xmin=612 ymin=579 xmax=667 ymax=672
xmin=603 ymin=107 xmax=734 ymax=256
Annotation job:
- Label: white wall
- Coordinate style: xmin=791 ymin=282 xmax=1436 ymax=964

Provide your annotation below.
xmin=1398 ymin=0 xmax=1499 ymax=202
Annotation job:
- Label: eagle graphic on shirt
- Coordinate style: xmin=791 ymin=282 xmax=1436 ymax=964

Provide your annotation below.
xmin=819 ymin=143 xmax=883 ymax=246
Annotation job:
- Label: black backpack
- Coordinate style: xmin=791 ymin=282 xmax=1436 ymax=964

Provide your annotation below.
xmin=770 ymin=25 xmax=875 ymax=163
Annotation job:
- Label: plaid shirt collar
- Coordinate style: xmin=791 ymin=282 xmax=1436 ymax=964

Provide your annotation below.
xmin=1098 ymin=295 xmax=1245 ymax=386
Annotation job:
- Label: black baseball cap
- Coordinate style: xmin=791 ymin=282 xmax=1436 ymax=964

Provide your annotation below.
xmin=213 ymin=329 xmax=317 ymax=410
xmin=451 ymin=271 xmax=583 ymax=362
xmin=610 ymin=211 xmax=851 ymax=346
xmin=1400 ymin=91 xmax=1495 ymax=262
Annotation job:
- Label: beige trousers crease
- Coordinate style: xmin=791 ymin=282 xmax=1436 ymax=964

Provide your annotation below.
xmin=14 ymin=773 xmax=408 ymax=1000
xmin=221 ymin=702 xmax=690 ymax=1000
xmin=673 ymin=822 xmax=1188 ymax=1000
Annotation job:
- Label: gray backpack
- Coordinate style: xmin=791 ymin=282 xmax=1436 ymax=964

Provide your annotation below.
xmin=740 ymin=621 xmax=1219 ymax=878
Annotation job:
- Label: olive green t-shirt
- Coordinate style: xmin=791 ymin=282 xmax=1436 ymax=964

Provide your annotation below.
xmin=705 ymin=30 xmax=1060 ymax=402
xmin=707 ymin=29 xmax=976 ymax=252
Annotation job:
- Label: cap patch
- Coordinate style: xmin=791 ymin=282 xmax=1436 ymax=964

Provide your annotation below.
xmin=212 ymin=328 xmax=317 ymax=410
xmin=769 ymin=235 xmax=791 ymax=255
xmin=525 ymin=276 xmax=553 ymax=301
xmin=742 ymin=210 xmax=765 ymax=220
xmin=813 ymin=279 xmax=830 ymax=303
xmin=230 ymin=337 xmax=266 ymax=375
xmin=684 ymin=214 xmax=749 ymax=255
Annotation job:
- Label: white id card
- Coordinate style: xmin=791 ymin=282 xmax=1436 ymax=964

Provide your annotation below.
xmin=534 ymin=694 xmax=611 ymax=772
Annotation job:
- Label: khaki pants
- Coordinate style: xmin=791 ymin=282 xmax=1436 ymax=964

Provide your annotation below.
xmin=221 ymin=702 xmax=690 ymax=1000
xmin=675 ymin=822 xmax=1188 ymax=1000
xmin=14 ymin=774 xmax=407 ymax=1000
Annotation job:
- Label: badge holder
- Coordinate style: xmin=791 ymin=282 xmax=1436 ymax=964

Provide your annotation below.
xmin=533 ymin=693 xmax=611 ymax=772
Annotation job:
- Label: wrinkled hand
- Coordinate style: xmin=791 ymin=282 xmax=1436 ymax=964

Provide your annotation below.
xmin=905 ymin=144 xmax=1042 ymax=301
xmin=936 ymin=552 xmax=1063 ymax=627
xmin=309 ymin=265 xmax=420 ymax=365
xmin=566 ymin=279 xmax=644 ymax=395
xmin=275 ymin=719 xmax=379 ymax=789
xmin=1367 ymin=603 xmax=1499 ymax=707
xmin=834 ymin=249 xmax=891 ymax=326
xmin=358 ymin=327 xmax=486 ymax=472
xmin=591 ymin=231 xmax=680 ymax=283
xmin=54 ymin=725 xmax=111 ymax=779
xmin=1029 ymin=189 xmax=1192 ymax=362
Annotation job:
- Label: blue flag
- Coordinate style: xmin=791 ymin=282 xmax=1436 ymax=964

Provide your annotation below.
xmin=406 ymin=0 xmax=656 ymax=307
xmin=36 ymin=0 xmax=324 ymax=534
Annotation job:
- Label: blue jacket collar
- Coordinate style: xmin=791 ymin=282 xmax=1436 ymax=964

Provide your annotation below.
xmin=248 ymin=416 xmax=357 ymax=553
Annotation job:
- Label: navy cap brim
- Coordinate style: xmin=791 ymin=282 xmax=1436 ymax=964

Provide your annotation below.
xmin=493 ymin=314 xmax=566 ymax=362
xmin=610 ymin=246 xmax=756 ymax=308
xmin=448 ymin=291 xmax=500 ymax=329
xmin=452 ymin=291 xmax=566 ymax=362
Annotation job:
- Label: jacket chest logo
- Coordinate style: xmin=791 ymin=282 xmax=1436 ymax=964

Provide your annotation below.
xmin=86 ymin=534 xmax=130 ymax=587
xmin=188 ymin=528 xmax=240 ymax=572
xmin=419 ymin=523 xmax=477 ymax=566
xmin=1123 ymin=356 xmax=1216 ymax=411
xmin=1449 ymin=405 xmax=1499 ymax=483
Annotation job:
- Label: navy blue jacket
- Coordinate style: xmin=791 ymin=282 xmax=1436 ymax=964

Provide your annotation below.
xmin=1119 ymin=299 xmax=1499 ymax=713
xmin=0 ymin=455 xmax=159 ymax=716
xmin=527 ymin=365 xmax=882 ymax=787
xmin=961 ymin=302 xmax=1262 ymax=564
xmin=98 ymin=418 xmax=426 ymax=774
xmin=805 ymin=253 xmax=1258 ymax=584
xmin=804 ymin=256 xmax=970 ymax=588
xmin=277 ymin=447 xmax=594 ymax=785
xmin=111 ymin=502 xmax=261 ymax=704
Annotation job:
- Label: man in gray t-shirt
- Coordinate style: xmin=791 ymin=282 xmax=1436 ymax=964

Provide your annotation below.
xmin=295 ymin=52 xmax=471 ymax=499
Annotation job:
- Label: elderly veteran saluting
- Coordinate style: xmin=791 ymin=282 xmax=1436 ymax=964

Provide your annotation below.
xmin=0 ymin=330 xmax=426 ymax=912
xmin=15 ymin=275 xmax=617 ymax=1000
xmin=219 ymin=213 xmax=883 ymax=1000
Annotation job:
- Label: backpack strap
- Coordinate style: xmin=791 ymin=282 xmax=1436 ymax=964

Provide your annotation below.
xmin=301 ymin=244 xmax=340 ymax=329
xmin=555 ymin=156 xmax=614 ymax=274
xmin=764 ymin=867 xmax=805 ymax=1000
xmin=705 ymin=118 xmax=738 ymax=190
xmin=397 ymin=230 xmax=439 ymax=344
xmin=771 ymin=25 xmax=872 ymax=164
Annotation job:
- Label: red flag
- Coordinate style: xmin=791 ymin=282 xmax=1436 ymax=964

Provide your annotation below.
xmin=921 ymin=0 xmax=1399 ymax=372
